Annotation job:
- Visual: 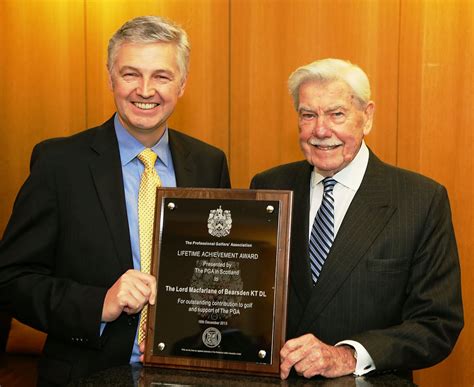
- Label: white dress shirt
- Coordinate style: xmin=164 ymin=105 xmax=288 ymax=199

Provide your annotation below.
xmin=308 ymin=141 xmax=376 ymax=376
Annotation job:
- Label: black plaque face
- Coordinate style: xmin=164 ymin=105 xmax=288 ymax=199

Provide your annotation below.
xmin=154 ymin=198 xmax=278 ymax=363
xmin=145 ymin=188 xmax=292 ymax=376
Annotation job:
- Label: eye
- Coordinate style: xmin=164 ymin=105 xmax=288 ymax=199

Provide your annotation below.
xmin=155 ymin=74 xmax=172 ymax=82
xmin=331 ymin=111 xmax=346 ymax=122
xmin=123 ymin=72 xmax=138 ymax=79
xmin=300 ymin=112 xmax=316 ymax=120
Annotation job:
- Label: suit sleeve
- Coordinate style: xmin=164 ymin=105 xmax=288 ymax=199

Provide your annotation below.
xmin=250 ymin=171 xmax=269 ymax=189
xmin=249 ymin=175 xmax=258 ymax=189
xmin=352 ymin=185 xmax=463 ymax=370
xmin=219 ymin=152 xmax=231 ymax=188
xmin=0 ymin=142 xmax=106 ymax=349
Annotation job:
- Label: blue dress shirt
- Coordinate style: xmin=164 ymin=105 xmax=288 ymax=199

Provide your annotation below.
xmin=101 ymin=114 xmax=177 ymax=363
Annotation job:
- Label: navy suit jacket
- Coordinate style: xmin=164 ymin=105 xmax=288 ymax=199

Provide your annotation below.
xmin=250 ymin=151 xmax=463 ymax=373
xmin=0 ymin=117 xmax=231 ymax=385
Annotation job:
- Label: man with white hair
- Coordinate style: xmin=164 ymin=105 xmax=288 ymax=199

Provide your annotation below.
xmin=0 ymin=16 xmax=230 ymax=385
xmin=251 ymin=58 xmax=463 ymax=380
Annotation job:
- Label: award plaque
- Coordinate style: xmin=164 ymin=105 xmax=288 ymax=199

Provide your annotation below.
xmin=144 ymin=188 xmax=292 ymax=376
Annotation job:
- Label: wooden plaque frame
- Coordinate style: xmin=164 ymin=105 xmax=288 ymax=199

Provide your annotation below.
xmin=143 ymin=188 xmax=292 ymax=376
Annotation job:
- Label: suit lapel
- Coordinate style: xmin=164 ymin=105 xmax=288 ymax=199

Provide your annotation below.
xmin=168 ymin=129 xmax=195 ymax=187
xmin=289 ymin=163 xmax=314 ymax=307
xmin=88 ymin=118 xmax=133 ymax=272
xmin=298 ymin=153 xmax=396 ymax=333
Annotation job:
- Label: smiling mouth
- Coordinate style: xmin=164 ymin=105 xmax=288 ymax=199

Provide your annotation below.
xmin=317 ymin=145 xmax=340 ymax=150
xmin=308 ymin=139 xmax=342 ymax=150
xmin=133 ymin=102 xmax=159 ymax=110
xmin=311 ymin=143 xmax=342 ymax=150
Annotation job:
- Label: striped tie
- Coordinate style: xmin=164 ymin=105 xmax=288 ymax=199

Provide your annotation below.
xmin=309 ymin=177 xmax=336 ymax=284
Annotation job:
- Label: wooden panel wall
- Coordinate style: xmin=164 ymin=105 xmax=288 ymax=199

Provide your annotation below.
xmin=0 ymin=1 xmax=473 ymax=385
xmin=0 ymin=0 xmax=86 ymax=232
xmin=230 ymin=0 xmax=400 ymax=187
xmin=398 ymin=1 xmax=474 ymax=385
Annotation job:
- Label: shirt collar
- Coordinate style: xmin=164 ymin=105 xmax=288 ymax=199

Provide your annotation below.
xmin=114 ymin=114 xmax=173 ymax=167
xmin=312 ymin=141 xmax=369 ymax=192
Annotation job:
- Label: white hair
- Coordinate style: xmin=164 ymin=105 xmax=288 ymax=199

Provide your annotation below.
xmin=288 ymin=58 xmax=371 ymax=109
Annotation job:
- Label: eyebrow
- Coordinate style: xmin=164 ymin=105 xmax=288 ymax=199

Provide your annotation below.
xmin=298 ymin=106 xmax=314 ymax=113
xmin=298 ymin=105 xmax=348 ymax=113
xmin=118 ymin=65 xmax=139 ymax=73
xmin=325 ymin=105 xmax=347 ymax=112
xmin=153 ymin=69 xmax=175 ymax=77
xmin=118 ymin=66 xmax=175 ymax=77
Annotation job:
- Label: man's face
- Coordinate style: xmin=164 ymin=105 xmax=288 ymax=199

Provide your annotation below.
xmin=109 ymin=42 xmax=186 ymax=141
xmin=298 ymin=80 xmax=374 ymax=176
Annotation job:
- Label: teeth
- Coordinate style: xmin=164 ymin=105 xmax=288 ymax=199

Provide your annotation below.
xmin=134 ymin=102 xmax=158 ymax=110
xmin=309 ymin=140 xmax=340 ymax=149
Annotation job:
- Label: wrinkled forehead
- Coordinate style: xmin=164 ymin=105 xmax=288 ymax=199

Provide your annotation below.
xmin=298 ymin=79 xmax=357 ymax=110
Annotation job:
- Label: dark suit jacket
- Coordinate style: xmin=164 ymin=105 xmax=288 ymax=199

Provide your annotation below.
xmin=250 ymin=151 xmax=463 ymax=373
xmin=0 ymin=117 xmax=230 ymax=385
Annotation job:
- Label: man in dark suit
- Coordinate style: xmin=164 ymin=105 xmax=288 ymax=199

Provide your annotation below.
xmin=0 ymin=16 xmax=230 ymax=385
xmin=250 ymin=58 xmax=463 ymax=380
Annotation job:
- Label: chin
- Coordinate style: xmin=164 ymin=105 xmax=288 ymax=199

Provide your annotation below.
xmin=312 ymin=161 xmax=341 ymax=174
xmin=131 ymin=119 xmax=163 ymax=131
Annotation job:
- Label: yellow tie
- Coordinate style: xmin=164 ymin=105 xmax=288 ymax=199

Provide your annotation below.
xmin=137 ymin=148 xmax=161 ymax=344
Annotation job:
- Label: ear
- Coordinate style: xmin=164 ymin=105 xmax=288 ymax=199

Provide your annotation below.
xmin=107 ymin=67 xmax=114 ymax=91
xmin=362 ymin=101 xmax=375 ymax=136
xmin=178 ymin=77 xmax=187 ymax=98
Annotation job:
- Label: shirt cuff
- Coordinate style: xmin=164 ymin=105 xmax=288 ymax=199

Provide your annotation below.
xmin=336 ymin=339 xmax=376 ymax=376
xmin=99 ymin=321 xmax=106 ymax=336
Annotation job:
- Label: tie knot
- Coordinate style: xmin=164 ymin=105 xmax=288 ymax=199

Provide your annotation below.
xmin=137 ymin=148 xmax=157 ymax=170
xmin=322 ymin=177 xmax=337 ymax=193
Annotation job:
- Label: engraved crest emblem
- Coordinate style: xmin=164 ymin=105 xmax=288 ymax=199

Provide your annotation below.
xmin=202 ymin=327 xmax=222 ymax=348
xmin=207 ymin=206 xmax=232 ymax=237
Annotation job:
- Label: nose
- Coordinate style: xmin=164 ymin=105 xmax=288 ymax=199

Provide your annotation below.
xmin=137 ymin=78 xmax=155 ymax=98
xmin=312 ymin=116 xmax=331 ymax=138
